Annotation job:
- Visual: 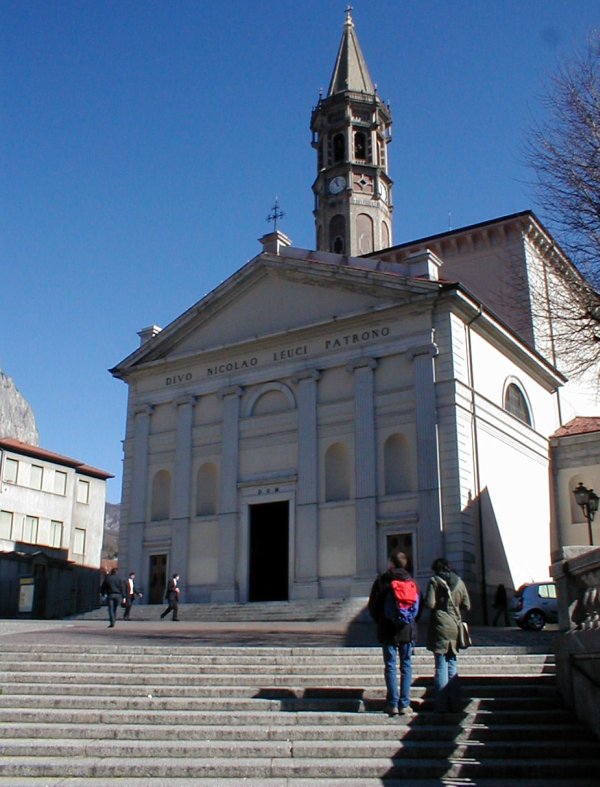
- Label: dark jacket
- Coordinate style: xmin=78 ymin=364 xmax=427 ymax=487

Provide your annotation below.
xmin=101 ymin=573 xmax=125 ymax=597
xmin=368 ymin=567 xmax=419 ymax=645
xmin=424 ymin=570 xmax=471 ymax=654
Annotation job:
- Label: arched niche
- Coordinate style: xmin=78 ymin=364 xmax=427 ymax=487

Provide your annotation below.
xmin=384 ymin=433 xmax=411 ymax=495
xmin=244 ymin=382 xmax=296 ymax=417
xmin=150 ymin=469 xmax=171 ymax=521
xmin=196 ymin=462 xmax=217 ymax=517
xmin=325 ymin=442 xmax=351 ymax=502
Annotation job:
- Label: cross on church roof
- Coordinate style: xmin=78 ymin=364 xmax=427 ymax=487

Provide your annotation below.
xmin=345 ymin=5 xmax=353 ymax=20
xmin=266 ymin=198 xmax=285 ymax=232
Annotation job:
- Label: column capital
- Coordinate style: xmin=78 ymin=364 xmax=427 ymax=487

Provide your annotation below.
xmin=346 ymin=357 xmax=377 ymax=373
xmin=291 ymin=369 xmax=321 ymax=384
xmin=172 ymin=394 xmax=197 ymax=409
xmin=133 ymin=403 xmax=154 ymax=417
xmin=406 ymin=343 xmax=439 ymax=361
xmin=217 ymin=385 xmax=244 ymax=400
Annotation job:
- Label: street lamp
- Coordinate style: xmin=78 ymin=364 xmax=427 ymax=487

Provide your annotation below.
xmin=572 ymin=482 xmax=599 ymax=546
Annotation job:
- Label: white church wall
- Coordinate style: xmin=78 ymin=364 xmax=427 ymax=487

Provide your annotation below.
xmin=188 ymin=517 xmax=219 ymax=589
xmin=476 ymin=422 xmax=552 ymax=587
xmin=194 ymin=393 xmax=222 ymax=425
xmin=434 ymin=225 xmax=535 ymax=348
xmin=174 ymin=272 xmax=386 ymax=357
xmin=468 ymin=329 xmax=560 ymax=437
xmin=318 ymin=502 xmax=356 ymax=578
xmin=318 ymin=366 xmax=353 ymax=402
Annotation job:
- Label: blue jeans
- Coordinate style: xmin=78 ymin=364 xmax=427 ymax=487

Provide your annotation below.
xmin=107 ymin=594 xmax=120 ymax=627
xmin=434 ymin=652 xmax=460 ymax=712
xmin=382 ymin=642 xmax=412 ymax=709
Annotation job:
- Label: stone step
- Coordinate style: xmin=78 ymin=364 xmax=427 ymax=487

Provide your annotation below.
xmin=0 ymin=779 xmax=597 ymax=787
xmin=0 ymin=635 xmax=595 ymax=785
xmin=0 ymin=707 xmax=578 ymax=728
xmin=0 ymin=780 xmax=597 ymax=787
xmin=0 ymin=676 xmax=556 ymax=705
xmin=0 ymin=643 xmax=556 ymax=660
xmin=0 ymin=693 xmax=563 ymax=713
xmin=1 ymin=720 xmax=593 ymax=743
xmin=1 ymin=736 xmax=598 ymax=761
xmin=2 ymin=754 xmax=599 ymax=780
xmin=0 ymin=673 xmax=558 ymax=693
xmin=77 ymin=598 xmax=371 ymax=623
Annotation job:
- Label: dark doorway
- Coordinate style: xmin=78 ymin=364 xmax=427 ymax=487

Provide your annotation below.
xmin=249 ymin=501 xmax=289 ymax=602
xmin=386 ymin=533 xmax=414 ymax=575
xmin=148 ymin=554 xmax=167 ymax=604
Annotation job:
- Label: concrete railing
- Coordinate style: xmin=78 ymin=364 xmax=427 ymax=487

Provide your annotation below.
xmin=551 ymin=545 xmax=600 ymax=740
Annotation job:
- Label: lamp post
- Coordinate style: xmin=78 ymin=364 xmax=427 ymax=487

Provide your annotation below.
xmin=572 ymin=482 xmax=599 ymax=546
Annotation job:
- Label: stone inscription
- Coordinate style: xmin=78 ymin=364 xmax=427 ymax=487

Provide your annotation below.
xmin=164 ymin=326 xmax=390 ymax=384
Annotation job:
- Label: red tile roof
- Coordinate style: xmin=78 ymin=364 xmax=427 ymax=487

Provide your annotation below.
xmin=553 ymin=417 xmax=600 ymax=438
xmin=0 ymin=437 xmax=113 ymax=479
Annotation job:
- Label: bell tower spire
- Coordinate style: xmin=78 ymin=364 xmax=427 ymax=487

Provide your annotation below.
xmin=311 ymin=8 xmax=393 ymax=256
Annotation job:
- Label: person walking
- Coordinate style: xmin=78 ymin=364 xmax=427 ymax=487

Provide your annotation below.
xmin=492 ymin=583 xmax=510 ymax=626
xmin=160 ymin=573 xmax=180 ymax=621
xmin=424 ymin=557 xmax=471 ymax=713
xmin=368 ymin=549 xmax=419 ymax=717
xmin=123 ymin=572 xmax=143 ymax=621
xmin=100 ymin=568 xmax=126 ymax=629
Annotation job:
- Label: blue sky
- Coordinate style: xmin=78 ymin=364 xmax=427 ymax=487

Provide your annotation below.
xmin=2 ymin=0 xmax=599 ymax=501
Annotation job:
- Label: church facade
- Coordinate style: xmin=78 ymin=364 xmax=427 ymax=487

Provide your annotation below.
xmin=112 ymin=12 xmax=587 ymax=618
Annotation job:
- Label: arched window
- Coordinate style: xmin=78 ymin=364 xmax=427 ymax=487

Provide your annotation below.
xmin=384 ymin=434 xmax=411 ymax=495
xmin=357 ymin=213 xmax=374 ymax=254
xmin=504 ymin=382 xmax=532 ymax=425
xmin=329 ymin=214 xmax=345 ymax=254
xmin=382 ymin=221 xmax=390 ymax=248
xmin=354 ymin=131 xmax=367 ymax=160
xmin=150 ymin=470 xmax=171 ymax=521
xmin=333 ymin=133 xmax=345 ymax=162
xmin=196 ymin=463 xmax=217 ymax=517
xmin=325 ymin=442 xmax=350 ymax=501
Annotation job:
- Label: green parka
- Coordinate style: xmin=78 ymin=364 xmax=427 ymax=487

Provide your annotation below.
xmin=424 ymin=570 xmax=471 ymax=654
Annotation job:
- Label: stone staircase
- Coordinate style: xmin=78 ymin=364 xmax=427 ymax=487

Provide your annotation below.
xmin=0 ymin=637 xmax=599 ymax=785
xmin=78 ymin=597 xmax=371 ymax=623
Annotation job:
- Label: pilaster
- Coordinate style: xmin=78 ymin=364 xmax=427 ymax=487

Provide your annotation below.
xmin=127 ymin=404 xmax=153 ymax=580
xmin=406 ymin=342 xmax=443 ymax=571
xmin=347 ymin=357 xmax=378 ymax=590
xmin=213 ymin=386 xmax=243 ymax=602
xmin=291 ymin=370 xmax=321 ymax=598
xmin=170 ymin=395 xmax=196 ymax=601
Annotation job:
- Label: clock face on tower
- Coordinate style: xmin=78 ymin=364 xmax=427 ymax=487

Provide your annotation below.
xmin=328 ymin=176 xmax=346 ymax=194
xmin=379 ymin=182 xmax=388 ymax=203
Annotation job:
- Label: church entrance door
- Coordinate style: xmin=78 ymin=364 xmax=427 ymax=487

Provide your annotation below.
xmin=248 ymin=501 xmax=289 ymax=602
xmin=148 ymin=553 xmax=167 ymax=604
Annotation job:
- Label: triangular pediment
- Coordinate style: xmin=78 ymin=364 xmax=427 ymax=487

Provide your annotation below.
xmin=111 ymin=249 xmax=440 ymax=375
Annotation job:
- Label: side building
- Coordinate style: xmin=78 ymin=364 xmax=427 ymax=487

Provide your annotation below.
xmin=0 ymin=437 xmax=112 ymax=568
xmin=0 ymin=437 xmax=113 ymax=619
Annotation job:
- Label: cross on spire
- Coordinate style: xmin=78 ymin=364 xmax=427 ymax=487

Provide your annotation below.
xmin=266 ymin=198 xmax=285 ymax=232
xmin=345 ymin=5 xmax=353 ymax=22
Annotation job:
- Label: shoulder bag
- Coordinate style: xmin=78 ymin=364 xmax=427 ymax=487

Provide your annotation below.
xmin=438 ymin=577 xmax=472 ymax=649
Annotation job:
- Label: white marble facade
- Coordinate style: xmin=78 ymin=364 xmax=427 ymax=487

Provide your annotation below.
xmin=112 ymin=233 xmax=564 ymax=619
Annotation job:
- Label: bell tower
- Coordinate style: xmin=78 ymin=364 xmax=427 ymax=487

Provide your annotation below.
xmin=311 ymin=9 xmax=393 ymax=256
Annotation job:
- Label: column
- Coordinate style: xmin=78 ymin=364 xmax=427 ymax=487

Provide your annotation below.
xmin=213 ymin=386 xmax=243 ymax=602
xmin=347 ymin=358 xmax=378 ymax=591
xmin=126 ymin=405 xmax=153 ymax=582
xmin=406 ymin=343 xmax=443 ymax=571
xmin=169 ymin=395 xmax=195 ymax=602
xmin=291 ymin=370 xmax=320 ymax=599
